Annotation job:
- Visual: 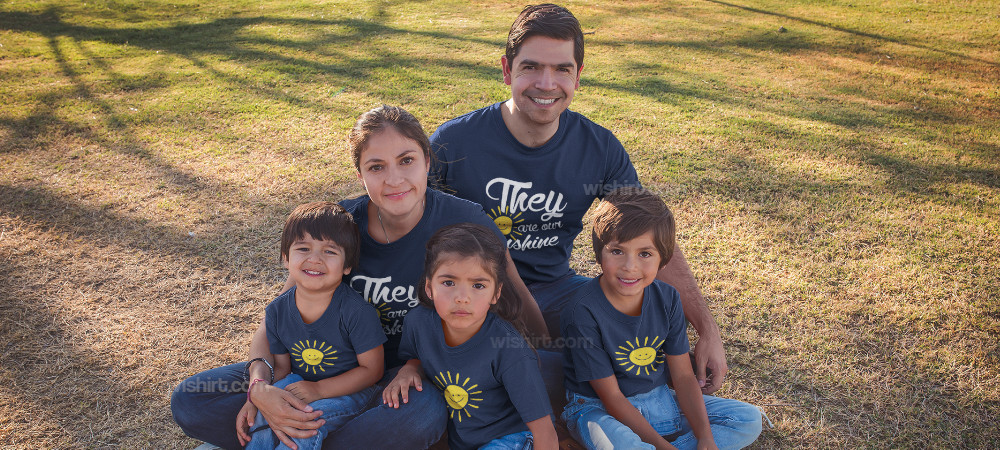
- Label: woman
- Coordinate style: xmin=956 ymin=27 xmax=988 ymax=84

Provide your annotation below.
xmin=172 ymin=105 xmax=547 ymax=450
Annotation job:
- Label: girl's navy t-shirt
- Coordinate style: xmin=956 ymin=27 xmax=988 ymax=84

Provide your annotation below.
xmin=399 ymin=306 xmax=551 ymax=450
xmin=340 ymin=188 xmax=504 ymax=369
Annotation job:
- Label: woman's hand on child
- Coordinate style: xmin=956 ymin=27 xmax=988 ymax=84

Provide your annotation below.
xmin=235 ymin=400 xmax=258 ymax=446
xmin=285 ymin=380 xmax=323 ymax=404
xmin=382 ymin=366 xmax=423 ymax=408
xmin=252 ymin=382 xmax=326 ymax=449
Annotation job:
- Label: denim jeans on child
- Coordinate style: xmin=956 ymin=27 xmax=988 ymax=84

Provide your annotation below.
xmin=562 ymin=384 xmax=762 ymax=450
xmin=479 ymin=430 xmax=535 ymax=450
xmin=245 ymin=374 xmax=379 ymax=450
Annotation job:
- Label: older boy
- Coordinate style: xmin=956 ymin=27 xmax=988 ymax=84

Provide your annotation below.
xmin=560 ymin=188 xmax=761 ymax=449
xmin=430 ymin=3 xmax=729 ymax=393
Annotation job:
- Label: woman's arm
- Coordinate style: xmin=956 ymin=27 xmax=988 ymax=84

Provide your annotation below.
xmin=284 ymin=346 xmax=385 ymax=403
xmin=504 ymin=250 xmax=549 ymax=341
xmin=666 ymin=353 xmax=717 ymax=449
xmin=238 ymin=318 xmax=323 ymax=448
xmin=590 ymin=376 xmax=675 ymax=450
xmin=655 ymin=245 xmax=728 ymax=394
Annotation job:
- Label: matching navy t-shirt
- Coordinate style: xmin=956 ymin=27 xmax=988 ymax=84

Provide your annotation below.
xmin=398 ymin=306 xmax=551 ymax=450
xmin=265 ymin=283 xmax=387 ymax=383
xmin=339 ymin=188 xmax=505 ymax=369
xmin=561 ymin=277 xmax=691 ymax=398
xmin=430 ymin=102 xmax=640 ymax=284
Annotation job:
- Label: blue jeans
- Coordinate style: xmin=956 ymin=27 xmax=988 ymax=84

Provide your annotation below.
xmin=245 ymin=374 xmax=378 ymax=450
xmin=527 ymin=274 xmax=590 ymax=338
xmin=171 ymin=364 xmax=446 ymax=450
xmin=480 ymin=430 xmax=534 ymax=449
xmin=562 ymin=385 xmax=762 ymax=450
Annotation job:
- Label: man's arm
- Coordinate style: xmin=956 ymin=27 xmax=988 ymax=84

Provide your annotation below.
xmin=656 ymin=245 xmax=728 ymax=394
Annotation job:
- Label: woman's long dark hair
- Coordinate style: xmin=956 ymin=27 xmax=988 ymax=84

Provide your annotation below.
xmin=417 ymin=223 xmax=530 ymax=342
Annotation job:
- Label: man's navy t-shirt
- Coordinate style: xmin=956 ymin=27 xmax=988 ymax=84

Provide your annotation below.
xmin=430 ymin=102 xmax=640 ymax=284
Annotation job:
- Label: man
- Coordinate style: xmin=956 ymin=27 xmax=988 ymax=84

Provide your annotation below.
xmin=430 ymin=3 xmax=729 ymax=394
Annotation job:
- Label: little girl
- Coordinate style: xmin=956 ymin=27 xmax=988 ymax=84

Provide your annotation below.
xmin=382 ymin=223 xmax=558 ymax=450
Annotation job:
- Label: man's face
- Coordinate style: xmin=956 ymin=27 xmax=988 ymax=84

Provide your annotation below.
xmin=502 ymin=35 xmax=582 ymax=128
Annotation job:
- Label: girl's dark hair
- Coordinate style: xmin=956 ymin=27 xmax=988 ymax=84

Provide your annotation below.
xmin=417 ymin=223 xmax=530 ymax=341
xmin=347 ymin=105 xmax=435 ymax=171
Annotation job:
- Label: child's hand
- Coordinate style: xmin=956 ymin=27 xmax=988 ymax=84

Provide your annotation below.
xmin=382 ymin=366 xmax=423 ymax=408
xmin=285 ymin=380 xmax=323 ymax=404
xmin=236 ymin=400 xmax=258 ymax=446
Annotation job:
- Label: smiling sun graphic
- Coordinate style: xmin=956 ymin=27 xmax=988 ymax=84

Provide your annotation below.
xmin=433 ymin=371 xmax=483 ymax=422
xmin=487 ymin=206 xmax=524 ymax=238
xmin=290 ymin=340 xmax=338 ymax=375
xmin=615 ymin=336 xmax=665 ymax=376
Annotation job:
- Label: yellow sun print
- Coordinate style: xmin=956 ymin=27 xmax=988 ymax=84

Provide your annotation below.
xmin=615 ymin=336 xmax=665 ymax=376
xmin=371 ymin=301 xmax=392 ymax=327
xmin=488 ymin=206 xmax=524 ymax=238
xmin=433 ymin=371 xmax=484 ymax=422
xmin=290 ymin=340 xmax=338 ymax=375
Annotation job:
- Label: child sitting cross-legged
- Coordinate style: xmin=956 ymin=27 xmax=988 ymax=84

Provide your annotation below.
xmin=560 ymin=187 xmax=762 ymax=450
xmin=239 ymin=201 xmax=386 ymax=450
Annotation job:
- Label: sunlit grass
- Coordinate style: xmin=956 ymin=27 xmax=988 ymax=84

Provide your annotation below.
xmin=1 ymin=0 xmax=997 ymax=447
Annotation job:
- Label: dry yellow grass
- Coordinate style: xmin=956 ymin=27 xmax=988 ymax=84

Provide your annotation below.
xmin=1 ymin=0 xmax=998 ymax=448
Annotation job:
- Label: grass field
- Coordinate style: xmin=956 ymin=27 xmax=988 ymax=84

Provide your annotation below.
xmin=1 ymin=0 xmax=998 ymax=448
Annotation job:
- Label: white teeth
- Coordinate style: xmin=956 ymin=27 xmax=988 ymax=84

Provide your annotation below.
xmin=531 ymin=97 xmax=556 ymax=105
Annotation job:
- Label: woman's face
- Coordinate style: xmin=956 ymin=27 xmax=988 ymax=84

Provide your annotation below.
xmin=356 ymin=127 xmax=430 ymax=218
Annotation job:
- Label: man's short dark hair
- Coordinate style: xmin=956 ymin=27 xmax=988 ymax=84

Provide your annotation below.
xmin=592 ymin=187 xmax=675 ymax=269
xmin=506 ymin=4 xmax=584 ymax=70
xmin=280 ymin=201 xmax=360 ymax=270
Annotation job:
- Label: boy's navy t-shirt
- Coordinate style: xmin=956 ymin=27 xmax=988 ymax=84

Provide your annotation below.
xmin=265 ymin=283 xmax=386 ymax=382
xmin=340 ymin=188 xmax=505 ymax=369
xmin=430 ymin=102 xmax=640 ymax=284
xmin=561 ymin=277 xmax=690 ymax=398
xmin=399 ymin=307 xmax=551 ymax=450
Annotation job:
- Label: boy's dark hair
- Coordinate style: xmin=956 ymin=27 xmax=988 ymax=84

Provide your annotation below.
xmin=417 ymin=223 xmax=530 ymax=343
xmin=506 ymin=4 xmax=584 ymax=70
xmin=280 ymin=201 xmax=360 ymax=270
xmin=592 ymin=187 xmax=675 ymax=269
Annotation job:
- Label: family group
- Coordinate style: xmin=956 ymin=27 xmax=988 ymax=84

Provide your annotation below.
xmin=172 ymin=4 xmax=763 ymax=450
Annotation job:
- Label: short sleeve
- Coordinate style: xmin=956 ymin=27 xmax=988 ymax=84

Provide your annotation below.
xmin=265 ymin=301 xmax=288 ymax=355
xmin=397 ymin=308 xmax=422 ymax=362
xmin=599 ymin=134 xmax=641 ymax=199
xmin=563 ymin=310 xmax=615 ymax=383
xmin=500 ymin=355 xmax=552 ymax=423
xmin=344 ymin=299 xmax=388 ymax=356
xmin=659 ymin=286 xmax=691 ymax=356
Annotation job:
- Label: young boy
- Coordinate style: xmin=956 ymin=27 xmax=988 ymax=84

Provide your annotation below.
xmin=560 ymin=188 xmax=762 ymax=450
xmin=238 ymin=201 xmax=387 ymax=450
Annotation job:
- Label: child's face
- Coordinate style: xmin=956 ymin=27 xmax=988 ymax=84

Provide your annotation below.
xmin=598 ymin=230 xmax=661 ymax=306
xmin=284 ymin=233 xmax=351 ymax=295
xmin=425 ymin=254 xmax=499 ymax=342
xmin=355 ymin=127 xmax=430 ymax=219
